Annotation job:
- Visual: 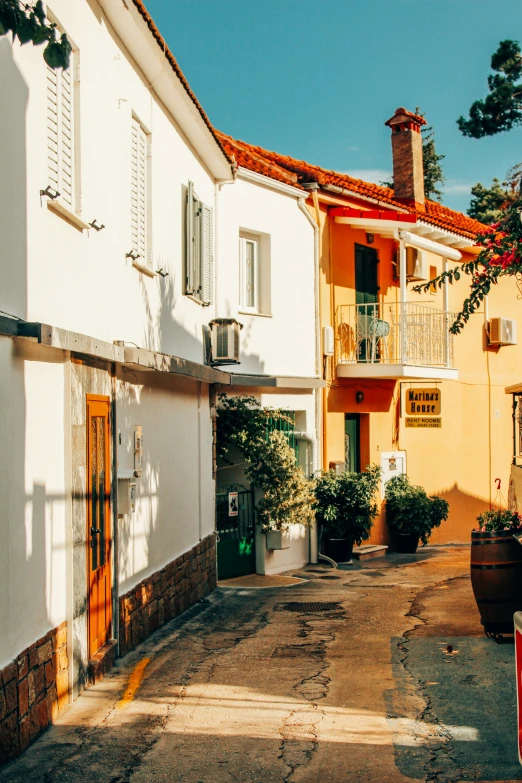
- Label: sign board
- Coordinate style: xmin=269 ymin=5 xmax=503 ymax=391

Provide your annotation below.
xmin=405 ymin=417 xmax=442 ymax=429
xmin=228 ymin=492 xmax=238 ymax=517
xmin=514 ymin=611 xmax=522 ymax=763
xmin=381 ymin=451 xmax=406 ymax=496
xmin=405 ymin=388 xmax=441 ymax=417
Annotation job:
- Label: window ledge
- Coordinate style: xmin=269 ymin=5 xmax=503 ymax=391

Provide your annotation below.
xmin=132 ymin=261 xmax=156 ymax=278
xmin=238 ymin=309 xmax=272 ymax=318
xmin=47 ymin=199 xmax=90 ymax=231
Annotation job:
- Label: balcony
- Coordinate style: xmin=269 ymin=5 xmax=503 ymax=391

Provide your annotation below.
xmin=336 ymin=302 xmax=458 ymax=380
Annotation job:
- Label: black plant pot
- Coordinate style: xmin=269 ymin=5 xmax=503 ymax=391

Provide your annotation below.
xmin=323 ymin=537 xmax=354 ymax=562
xmin=393 ymin=533 xmax=419 ymax=554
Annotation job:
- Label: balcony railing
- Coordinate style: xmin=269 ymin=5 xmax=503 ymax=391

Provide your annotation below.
xmin=336 ymin=302 xmax=457 ymax=368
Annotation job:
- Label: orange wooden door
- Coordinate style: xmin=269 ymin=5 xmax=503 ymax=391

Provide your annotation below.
xmin=87 ymin=396 xmax=112 ymax=658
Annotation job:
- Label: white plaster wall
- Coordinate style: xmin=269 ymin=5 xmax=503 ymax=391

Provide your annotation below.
xmin=217 ymin=177 xmax=317 ymax=377
xmin=0 ymin=338 xmax=67 ymax=668
xmin=1 ymin=0 xmax=220 ymax=364
xmin=116 ymin=372 xmax=214 ymax=595
xmin=260 ymin=525 xmax=310 ymax=575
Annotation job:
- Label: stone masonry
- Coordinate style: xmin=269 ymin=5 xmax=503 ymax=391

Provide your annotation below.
xmin=0 ymin=621 xmax=69 ymax=765
xmin=119 ymin=533 xmax=217 ymax=656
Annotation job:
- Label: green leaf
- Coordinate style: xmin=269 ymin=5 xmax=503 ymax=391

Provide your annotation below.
xmin=16 ymin=15 xmax=38 ymax=45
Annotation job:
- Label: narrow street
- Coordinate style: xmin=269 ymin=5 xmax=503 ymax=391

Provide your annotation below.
xmin=1 ymin=547 xmax=520 ymax=783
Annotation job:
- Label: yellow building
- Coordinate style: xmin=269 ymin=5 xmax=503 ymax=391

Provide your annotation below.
xmin=219 ymin=109 xmax=522 ymax=544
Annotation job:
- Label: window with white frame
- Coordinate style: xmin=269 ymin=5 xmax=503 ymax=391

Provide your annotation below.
xmin=185 ymin=181 xmax=213 ymax=305
xmin=239 ymin=235 xmax=259 ymax=312
xmin=130 ymin=117 xmax=151 ymax=268
xmin=46 ymin=42 xmax=78 ymax=212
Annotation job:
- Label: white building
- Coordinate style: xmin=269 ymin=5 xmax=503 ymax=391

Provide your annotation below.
xmin=0 ymin=0 xmax=321 ymax=761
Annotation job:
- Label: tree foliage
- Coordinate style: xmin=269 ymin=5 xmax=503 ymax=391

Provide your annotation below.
xmin=414 ymin=187 xmax=522 ymax=333
xmin=216 ymin=396 xmax=315 ymax=532
xmin=458 ymin=40 xmax=522 ymax=138
xmin=0 ymin=0 xmax=71 ymax=69
xmin=468 ymin=178 xmax=517 ymax=224
xmin=381 ymin=109 xmax=445 ymax=201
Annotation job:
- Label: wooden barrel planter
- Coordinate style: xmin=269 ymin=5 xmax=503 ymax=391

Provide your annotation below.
xmin=471 ymin=529 xmax=522 ymax=635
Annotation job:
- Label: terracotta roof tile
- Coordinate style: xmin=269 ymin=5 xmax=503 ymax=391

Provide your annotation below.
xmin=216 ymin=132 xmax=486 ymax=241
xmin=131 ymin=0 xmax=233 ymax=166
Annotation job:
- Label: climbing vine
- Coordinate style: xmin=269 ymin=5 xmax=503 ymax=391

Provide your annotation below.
xmin=0 ymin=1 xmax=71 ymax=69
xmin=414 ymin=189 xmax=522 ymax=334
xmin=217 ymin=395 xmax=316 ymax=532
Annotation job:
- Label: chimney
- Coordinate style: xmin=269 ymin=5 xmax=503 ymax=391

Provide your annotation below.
xmin=385 ymin=107 xmax=427 ymax=208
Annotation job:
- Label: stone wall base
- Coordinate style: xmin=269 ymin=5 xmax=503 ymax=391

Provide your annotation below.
xmin=119 ymin=533 xmax=217 ymax=656
xmin=0 ymin=621 xmax=69 ymax=765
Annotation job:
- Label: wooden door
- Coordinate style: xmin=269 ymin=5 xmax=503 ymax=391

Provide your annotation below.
xmin=87 ymin=396 xmax=112 ymax=658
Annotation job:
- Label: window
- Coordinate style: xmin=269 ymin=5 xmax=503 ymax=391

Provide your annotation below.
xmin=240 ymin=236 xmax=259 ymax=311
xmin=429 ymin=264 xmax=437 ymax=295
xmin=185 ymin=181 xmax=213 ymax=305
xmin=46 ymin=42 xmax=78 ymax=212
xmin=130 ymin=117 xmax=150 ymax=268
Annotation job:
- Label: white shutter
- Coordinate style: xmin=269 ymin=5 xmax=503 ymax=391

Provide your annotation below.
xmin=185 ymin=181 xmax=196 ymax=294
xmin=46 ymin=62 xmax=75 ymax=210
xmin=131 ymin=118 xmax=147 ymax=261
xmin=199 ymin=202 xmax=213 ymax=305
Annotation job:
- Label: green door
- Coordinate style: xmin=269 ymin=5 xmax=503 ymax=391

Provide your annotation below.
xmin=216 ymin=487 xmax=256 ymax=580
xmin=355 ymin=244 xmax=379 ymax=361
xmin=345 ymin=414 xmax=360 ymax=473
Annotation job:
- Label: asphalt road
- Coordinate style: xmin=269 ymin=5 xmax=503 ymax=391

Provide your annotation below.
xmin=1 ymin=546 xmax=520 ymax=783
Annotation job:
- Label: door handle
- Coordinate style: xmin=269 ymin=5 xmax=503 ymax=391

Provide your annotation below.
xmin=91 ymin=527 xmax=101 ymax=535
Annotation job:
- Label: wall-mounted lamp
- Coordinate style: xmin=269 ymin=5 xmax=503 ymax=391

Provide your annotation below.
xmin=89 ymin=219 xmax=105 ymax=231
xmin=366 ymin=232 xmax=375 ymax=244
xmin=356 ymin=390 xmax=364 ymax=404
xmin=40 ymin=185 xmax=60 ymax=200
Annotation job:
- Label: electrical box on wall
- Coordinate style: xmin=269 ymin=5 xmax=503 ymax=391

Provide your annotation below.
xmin=323 ymin=325 xmax=334 ymax=356
xmin=329 ymin=461 xmax=345 ymax=474
xmin=489 ymin=318 xmax=517 ymax=346
xmin=134 ymin=425 xmax=143 ymax=477
xmin=118 ymin=477 xmax=136 ymax=515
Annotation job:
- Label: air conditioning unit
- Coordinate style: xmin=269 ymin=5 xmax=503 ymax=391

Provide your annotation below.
xmin=323 ymin=325 xmax=334 ymax=356
xmin=406 ymin=247 xmax=428 ymax=281
xmin=209 ymin=318 xmax=243 ymax=365
xmin=489 ymin=317 xmax=517 ymax=346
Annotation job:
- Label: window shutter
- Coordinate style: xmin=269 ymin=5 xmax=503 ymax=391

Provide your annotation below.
xmin=131 ymin=118 xmax=147 ymax=261
xmin=185 ymin=181 xmax=196 ymax=294
xmin=60 ymin=65 xmax=73 ymax=209
xmin=46 ymin=66 xmax=59 ymax=195
xmin=47 ymin=63 xmax=75 ymax=210
xmin=199 ymin=202 xmax=213 ymax=305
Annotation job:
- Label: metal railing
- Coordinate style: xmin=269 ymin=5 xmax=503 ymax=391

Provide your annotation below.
xmin=336 ymin=302 xmax=456 ymax=368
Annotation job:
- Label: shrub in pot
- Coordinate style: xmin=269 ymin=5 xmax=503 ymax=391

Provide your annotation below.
xmin=315 ymin=465 xmax=381 ymax=562
xmin=385 ymin=474 xmax=449 ymax=553
xmin=471 ymin=509 xmax=522 ymax=635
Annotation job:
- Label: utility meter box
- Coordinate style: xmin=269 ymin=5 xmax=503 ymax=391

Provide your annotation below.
xmin=118 ymin=477 xmax=136 ymax=515
xmin=323 ymin=325 xmax=335 ymax=356
xmin=329 ymin=461 xmax=346 ymax=474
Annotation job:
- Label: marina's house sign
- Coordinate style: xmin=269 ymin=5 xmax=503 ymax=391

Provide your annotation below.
xmin=404 ymin=388 xmax=441 ymax=428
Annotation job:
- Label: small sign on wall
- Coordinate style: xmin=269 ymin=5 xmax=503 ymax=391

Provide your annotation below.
xmin=405 ymin=417 xmax=442 ymax=429
xmin=228 ymin=492 xmax=238 ymax=517
xmin=381 ymin=451 xmax=406 ymax=495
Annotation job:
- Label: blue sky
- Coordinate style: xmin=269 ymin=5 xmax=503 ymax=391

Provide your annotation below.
xmin=143 ymin=0 xmax=522 ymax=214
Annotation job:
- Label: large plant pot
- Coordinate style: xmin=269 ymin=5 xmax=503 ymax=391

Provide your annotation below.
xmin=393 ymin=533 xmax=419 ymax=554
xmin=323 ymin=537 xmax=354 ymax=562
xmin=471 ymin=529 xmax=522 ymax=634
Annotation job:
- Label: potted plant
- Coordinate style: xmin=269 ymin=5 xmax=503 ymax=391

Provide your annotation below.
xmin=471 ymin=509 xmax=522 ymax=636
xmin=385 ymin=474 xmax=449 ymax=553
xmin=315 ymin=465 xmax=381 ymax=562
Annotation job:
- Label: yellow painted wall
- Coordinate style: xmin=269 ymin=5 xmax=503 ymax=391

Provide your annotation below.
xmin=312 ymin=196 xmax=522 ymax=545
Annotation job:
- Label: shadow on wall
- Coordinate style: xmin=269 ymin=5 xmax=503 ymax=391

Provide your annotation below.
xmin=369 ymin=483 xmax=495 ymax=546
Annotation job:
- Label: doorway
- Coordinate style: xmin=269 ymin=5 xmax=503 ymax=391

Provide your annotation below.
xmin=216 ymin=486 xmax=256 ymax=580
xmin=345 ymin=414 xmax=360 ymax=473
xmin=355 ymin=244 xmax=379 ymax=361
xmin=86 ymin=396 xmax=112 ymax=658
